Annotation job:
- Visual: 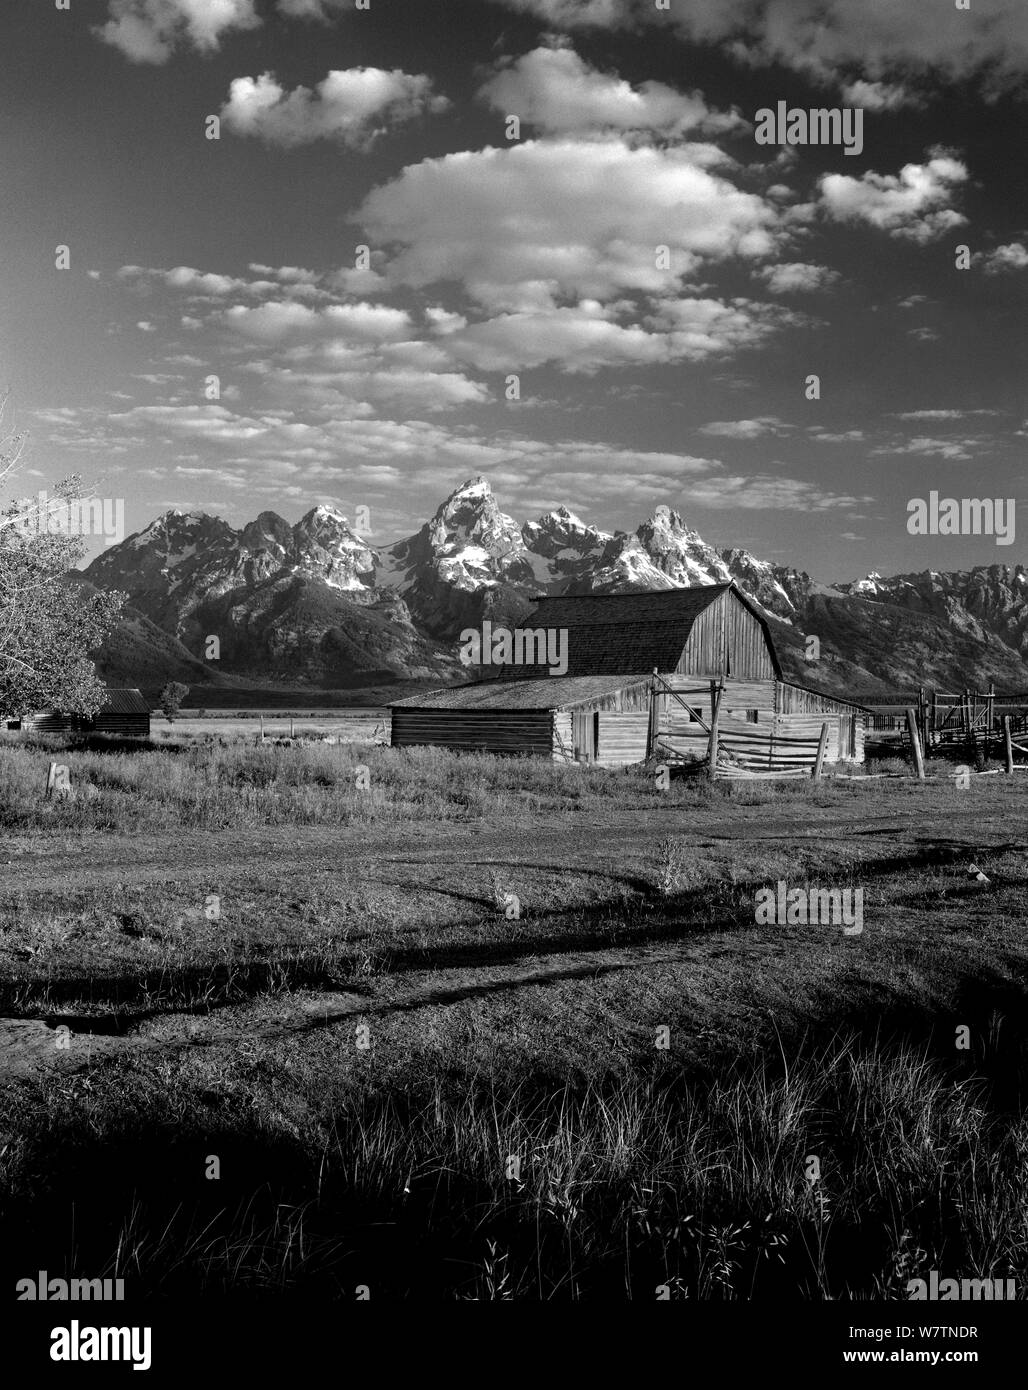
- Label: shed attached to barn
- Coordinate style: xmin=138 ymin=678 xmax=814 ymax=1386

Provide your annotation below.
xmin=390 ymin=674 xmax=653 ymax=766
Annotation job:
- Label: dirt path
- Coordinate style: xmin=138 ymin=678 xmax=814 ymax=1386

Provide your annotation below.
xmin=0 ymin=801 xmax=1016 ymax=893
xmin=1 ymin=796 xmax=1022 ymax=1081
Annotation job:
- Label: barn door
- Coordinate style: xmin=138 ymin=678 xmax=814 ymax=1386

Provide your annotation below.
xmin=573 ymin=712 xmax=596 ymax=762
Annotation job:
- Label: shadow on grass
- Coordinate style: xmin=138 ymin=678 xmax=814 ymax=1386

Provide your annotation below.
xmin=2 ymin=835 xmax=1026 ymax=1031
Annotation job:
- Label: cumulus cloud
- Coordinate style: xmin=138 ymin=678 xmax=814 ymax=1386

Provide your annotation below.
xmin=978 ymin=242 xmax=1028 ymax=274
xmin=818 ymin=151 xmax=968 ymax=244
xmin=358 ymin=138 xmax=784 ymax=312
xmin=94 ymin=0 xmax=259 ymax=64
xmin=757 ymin=262 xmax=839 ymax=294
xmin=478 ymin=41 xmax=745 ymax=139
xmin=220 ymin=68 xmax=449 ymax=148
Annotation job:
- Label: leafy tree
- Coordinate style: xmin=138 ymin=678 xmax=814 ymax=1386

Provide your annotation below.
xmin=0 ymin=403 xmax=125 ymax=722
xmin=159 ymin=681 xmax=190 ymax=722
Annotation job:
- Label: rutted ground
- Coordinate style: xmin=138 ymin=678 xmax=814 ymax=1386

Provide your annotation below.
xmin=3 ymin=786 xmax=1026 ymax=1083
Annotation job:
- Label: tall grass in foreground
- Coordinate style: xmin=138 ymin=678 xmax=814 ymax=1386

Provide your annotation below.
xmin=0 ymin=734 xmax=905 ymax=832
xmin=3 ymin=1034 xmax=1024 ymax=1299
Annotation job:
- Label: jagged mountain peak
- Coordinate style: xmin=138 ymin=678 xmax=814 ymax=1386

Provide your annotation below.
xmin=81 ymin=476 xmax=1028 ymax=693
xmin=523 ymin=506 xmax=612 ymax=555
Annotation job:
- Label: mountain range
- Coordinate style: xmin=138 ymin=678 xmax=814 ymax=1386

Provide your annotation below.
xmin=79 ymin=477 xmax=1028 ymax=699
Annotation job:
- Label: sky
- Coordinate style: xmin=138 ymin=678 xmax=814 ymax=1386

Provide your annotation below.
xmin=1 ymin=0 xmax=1026 ymax=580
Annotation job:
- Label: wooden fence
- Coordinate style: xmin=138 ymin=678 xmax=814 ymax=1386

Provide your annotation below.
xmin=648 ymin=675 xmax=830 ymax=780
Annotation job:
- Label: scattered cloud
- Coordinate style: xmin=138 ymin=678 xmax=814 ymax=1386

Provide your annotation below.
xmin=221 ymin=300 xmax=413 ymax=344
xmin=487 ymin=0 xmax=1028 ymax=96
xmin=757 ymin=262 xmax=839 ymax=294
xmin=699 ymin=416 xmax=789 ymax=439
xmin=894 ymin=409 xmax=1000 ymax=421
xmin=94 ymin=0 xmax=259 ymax=64
xmin=840 ymin=79 xmax=920 ymax=112
xmin=478 ymin=40 xmax=745 ymax=139
xmin=810 ymin=430 xmax=865 ymax=443
xmin=219 ymin=69 xmax=447 ymax=150
xmin=220 ymin=68 xmax=449 ymax=149
xmin=978 ymin=241 xmax=1028 ymax=274
xmin=873 ymin=436 xmax=979 ymax=461
xmin=818 ymin=150 xmax=968 ymax=244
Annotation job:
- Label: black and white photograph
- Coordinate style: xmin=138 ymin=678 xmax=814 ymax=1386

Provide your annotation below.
xmin=0 ymin=0 xmax=1026 ymax=1366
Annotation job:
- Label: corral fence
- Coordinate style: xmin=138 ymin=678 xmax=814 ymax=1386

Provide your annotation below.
xmin=868 ymin=685 xmax=1028 ymax=766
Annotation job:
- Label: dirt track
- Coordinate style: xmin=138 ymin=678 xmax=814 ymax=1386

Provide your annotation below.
xmin=1 ymin=794 xmax=1024 ymax=1081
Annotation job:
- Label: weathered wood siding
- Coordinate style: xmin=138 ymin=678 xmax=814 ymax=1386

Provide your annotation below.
xmin=595 ymin=712 xmax=650 ymax=768
xmin=16 ymin=710 xmax=150 ymax=736
xmin=391 ymin=708 xmax=554 ymax=755
xmin=93 ymin=714 xmax=150 ymax=735
xmin=775 ymin=684 xmax=865 ymax=761
xmin=659 ymin=676 xmax=777 ymax=728
xmin=18 ymin=712 xmax=85 ymax=733
xmin=677 ymin=590 xmax=775 ymax=680
xmin=552 ymin=711 xmax=574 ymax=762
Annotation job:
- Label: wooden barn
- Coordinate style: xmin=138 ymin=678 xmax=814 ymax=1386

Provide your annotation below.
xmin=391 ymin=585 xmax=870 ymax=769
xmin=9 ymin=687 xmax=151 ymax=737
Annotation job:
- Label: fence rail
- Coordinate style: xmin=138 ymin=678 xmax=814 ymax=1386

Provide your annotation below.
xmin=649 ymin=673 xmax=831 ymax=779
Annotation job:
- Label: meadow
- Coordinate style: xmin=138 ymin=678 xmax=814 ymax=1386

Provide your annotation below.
xmin=0 ymin=730 xmax=1026 ymax=1300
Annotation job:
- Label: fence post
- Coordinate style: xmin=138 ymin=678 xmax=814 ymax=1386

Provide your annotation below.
xmin=1004 ymin=715 xmax=1014 ymax=774
xmin=906 ymin=707 xmax=925 ymax=781
xmin=812 ymin=722 xmax=829 ymax=780
xmin=648 ymin=667 xmax=660 ymax=760
xmin=708 ymin=682 xmax=722 ymax=781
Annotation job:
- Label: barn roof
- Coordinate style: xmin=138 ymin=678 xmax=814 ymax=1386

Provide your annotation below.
xmin=98 ymin=687 xmax=150 ymax=714
xmin=513 ymin=583 xmax=781 ymax=678
xmin=390 ymin=674 xmax=651 ymax=712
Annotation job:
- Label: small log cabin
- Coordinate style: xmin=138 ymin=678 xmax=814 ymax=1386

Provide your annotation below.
xmin=390 ymin=584 xmax=869 ymax=767
xmin=9 ymin=687 xmax=151 ymax=736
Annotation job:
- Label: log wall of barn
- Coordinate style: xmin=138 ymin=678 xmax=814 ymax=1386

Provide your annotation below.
xmin=93 ymin=715 xmax=150 ymax=735
xmin=21 ymin=712 xmax=87 ymax=733
xmin=391 ymin=708 xmax=555 ymax=755
xmin=677 ymin=592 xmax=776 ymax=680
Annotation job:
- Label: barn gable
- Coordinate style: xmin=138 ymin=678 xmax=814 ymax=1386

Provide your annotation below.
xmin=520 ymin=584 xmax=781 ymax=680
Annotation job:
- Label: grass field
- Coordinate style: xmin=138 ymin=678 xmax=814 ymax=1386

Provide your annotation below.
xmin=0 ymin=733 xmax=1026 ymax=1300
